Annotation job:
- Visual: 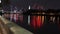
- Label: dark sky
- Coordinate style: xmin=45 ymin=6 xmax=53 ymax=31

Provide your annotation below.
xmin=3 ymin=0 xmax=60 ymax=10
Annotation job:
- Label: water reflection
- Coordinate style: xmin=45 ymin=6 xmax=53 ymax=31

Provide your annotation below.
xmin=2 ymin=12 xmax=60 ymax=34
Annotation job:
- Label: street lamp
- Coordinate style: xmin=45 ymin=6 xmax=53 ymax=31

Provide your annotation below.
xmin=0 ymin=0 xmax=1 ymax=3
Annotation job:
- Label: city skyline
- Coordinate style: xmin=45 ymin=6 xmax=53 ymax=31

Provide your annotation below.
xmin=2 ymin=0 xmax=60 ymax=11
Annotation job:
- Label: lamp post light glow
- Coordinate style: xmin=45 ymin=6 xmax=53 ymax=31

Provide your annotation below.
xmin=0 ymin=0 xmax=1 ymax=3
xmin=28 ymin=5 xmax=31 ymax=10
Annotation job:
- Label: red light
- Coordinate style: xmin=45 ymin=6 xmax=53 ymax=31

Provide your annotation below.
xmin=36 ymin=16 xmax=42 ymax=28
xmin=30 ymin=15 xmax=44 ymax=29
xmin=30 ymin=16 xmax=36 ymax=28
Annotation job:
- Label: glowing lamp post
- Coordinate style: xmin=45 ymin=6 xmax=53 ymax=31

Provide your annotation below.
xmin=0 ymin=0 xmax=1 ymax=3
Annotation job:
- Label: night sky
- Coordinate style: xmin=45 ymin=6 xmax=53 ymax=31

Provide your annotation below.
xmin=2 ymin=0 xmax=60 ymax=10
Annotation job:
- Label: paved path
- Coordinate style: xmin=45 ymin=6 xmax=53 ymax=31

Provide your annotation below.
xmin=0 ymin=16 xmax=33 ymax=34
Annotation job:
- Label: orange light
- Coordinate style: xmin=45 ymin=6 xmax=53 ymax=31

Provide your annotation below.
xmin=42 ymin=16 xmax=44 ymax=24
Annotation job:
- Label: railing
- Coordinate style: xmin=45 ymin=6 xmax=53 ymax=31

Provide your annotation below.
xmin=0 ymin=16 xmax=13 ymax=34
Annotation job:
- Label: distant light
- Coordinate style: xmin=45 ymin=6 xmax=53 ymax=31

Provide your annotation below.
xmin=14 ymin=7 xmax=17 ymax=13
xmin=2 ymin=10 xmax=4 ymax=13
xmin=14 ymin=10 xmax=17 ymax=13
xmin=28 ymin=15 xmax=30 ymax=25
xmin=28 ymin=5 xmax=31 ymax=10
xmin=0 ymin=0 xmax=1 ymax=3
